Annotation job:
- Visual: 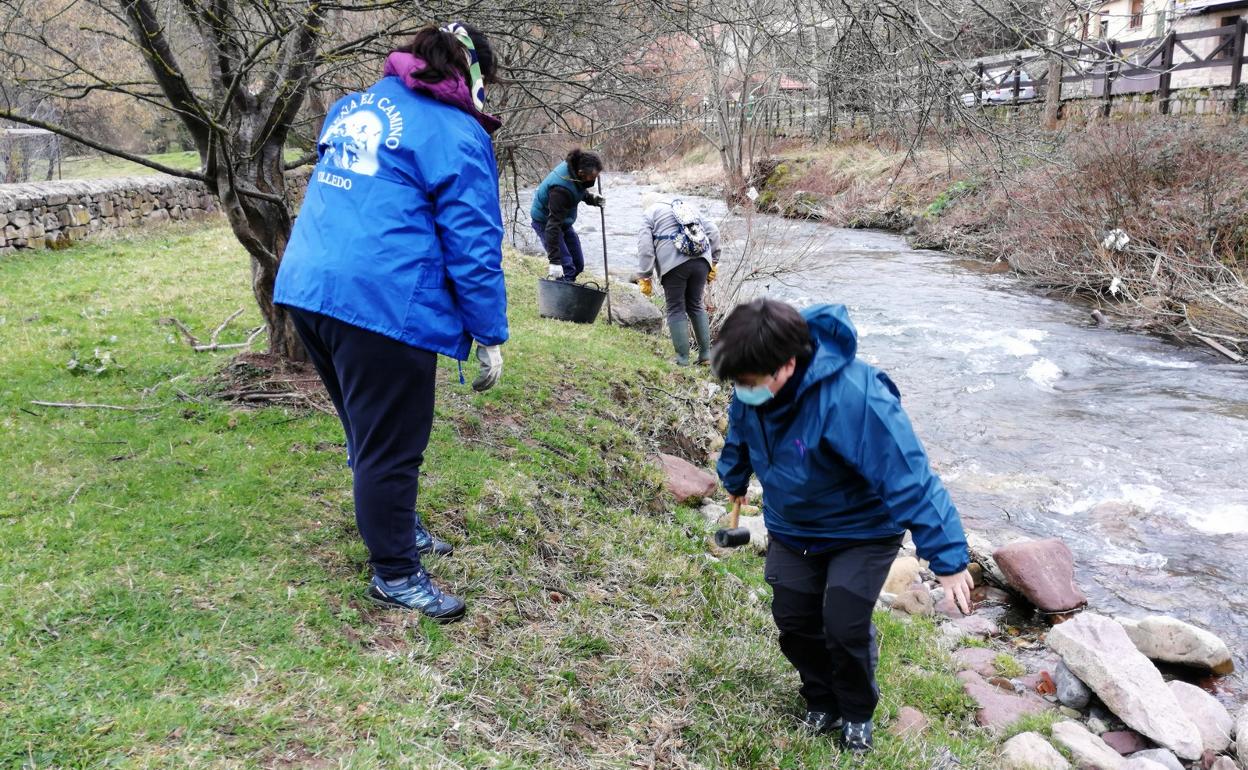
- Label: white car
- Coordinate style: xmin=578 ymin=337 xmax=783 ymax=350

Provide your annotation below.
xmin=959 ymin=70 xmax=1037 ymax=106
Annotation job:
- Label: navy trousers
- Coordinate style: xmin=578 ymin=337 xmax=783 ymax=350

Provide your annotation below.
xmin=764 ymin=537 xmax=901 ymax=722
xmin=532 ymin=220 xmax=585 ymax=281
xmin=287 ymin=306 xmax=437 ymax=581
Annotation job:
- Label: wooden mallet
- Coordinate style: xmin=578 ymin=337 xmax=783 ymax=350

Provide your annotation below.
xmin=714 ymin=501 xmax=751 ymax=548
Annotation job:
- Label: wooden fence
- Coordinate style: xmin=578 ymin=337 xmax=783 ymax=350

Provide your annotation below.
xmin=646 ymin=18 xmax=1248 ymax=137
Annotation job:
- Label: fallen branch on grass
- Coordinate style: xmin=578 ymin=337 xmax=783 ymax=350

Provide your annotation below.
xmin=166 ymin=309 xmax=266 ymax=352
xmin=30 ymin=400 xmax=153 ymax=411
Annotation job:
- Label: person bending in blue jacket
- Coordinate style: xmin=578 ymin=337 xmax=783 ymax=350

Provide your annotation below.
xmin=274 ymin=23 xmax=508 ymax=623
xmin=713 ymin=298 xmax=974 ymax=752
xmin=531 ymin=148 xmax=605 ymax=282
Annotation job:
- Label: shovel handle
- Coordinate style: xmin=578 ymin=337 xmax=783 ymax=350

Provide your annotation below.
xmin=729 ymin=500 xmax=741 ymax=529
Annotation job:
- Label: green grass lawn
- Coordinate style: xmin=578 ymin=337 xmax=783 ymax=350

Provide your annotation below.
xmin=54 ymin=149 xmax=310 ymax=181
xmin=0 ymin=224 xmax=995 ymax=768
xmin=55 ymin=151 xmax=205 ymax=181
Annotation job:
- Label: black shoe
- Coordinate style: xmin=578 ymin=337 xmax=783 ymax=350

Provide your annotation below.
xmin=838 ymin=720 xmax=874 ymax=753
xmin=801 ymin=711 xmax=843 ymax=735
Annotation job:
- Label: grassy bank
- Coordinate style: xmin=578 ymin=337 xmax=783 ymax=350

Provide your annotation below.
xmin=0 ymin=223 xmax=993 ymax=768
xmin=653 ymin=126 xmax=1248 ymax=357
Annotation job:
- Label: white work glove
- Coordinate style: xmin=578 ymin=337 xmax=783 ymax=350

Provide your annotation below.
xmin=546 ymin=263 xmax=564 ymax=280
xmin=472 ymin=343 xmax=503 ymax=392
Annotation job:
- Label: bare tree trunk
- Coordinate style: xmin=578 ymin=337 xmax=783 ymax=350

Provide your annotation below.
xmin=207 ymin=120 xmax=305 ymax=362
xmin=1044 ymin=54 xmax=1063 ymax=129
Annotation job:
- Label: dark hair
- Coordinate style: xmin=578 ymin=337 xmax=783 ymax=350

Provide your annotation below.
xmin=402 ymin=24 xmax=499 ymax=86
xmin=711 ymin=298 xmax=813 ymax=381
xmin=566 ymin=148 xmax=603 ymax=177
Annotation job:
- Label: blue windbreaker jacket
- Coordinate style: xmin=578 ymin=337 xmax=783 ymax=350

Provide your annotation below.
xmin=717 ymin=304 xmax=969 ymax=576
xmin=274 ymin=76 xmax=509 ymax=360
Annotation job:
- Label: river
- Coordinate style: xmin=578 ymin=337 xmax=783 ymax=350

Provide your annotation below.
xmin=511 ymin=176 xmax=1248 ymax=676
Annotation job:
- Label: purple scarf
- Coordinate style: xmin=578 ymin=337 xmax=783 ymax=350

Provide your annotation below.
xmin=383 ymin=51 xmax=502 ymax=135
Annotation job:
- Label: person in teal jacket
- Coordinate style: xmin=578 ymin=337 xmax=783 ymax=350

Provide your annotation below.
xmin=530 ymin=149 xmax=604 ymax=282
xmin=274 ymin=23 xmax=507 ymax=623
xmin=713 ymin=298 xmax=974 ymax=752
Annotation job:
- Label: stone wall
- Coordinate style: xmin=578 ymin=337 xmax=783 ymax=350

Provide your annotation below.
xmin=0 ymin=176 xmax=218 ymax=255
xmin=0 ymin=168 xmax=311 ymax=256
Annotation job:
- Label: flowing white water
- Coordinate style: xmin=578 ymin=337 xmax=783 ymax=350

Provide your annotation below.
xmin=512 ymin=177 xmax=1248 ymax=671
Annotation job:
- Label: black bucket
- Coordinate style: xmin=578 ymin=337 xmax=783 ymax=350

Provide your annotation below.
xmin=536 ymin=278 xmax=607 ymax=324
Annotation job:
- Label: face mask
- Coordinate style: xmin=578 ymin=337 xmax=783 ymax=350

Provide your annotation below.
xmin=734 ymin=383 xmax=774 ymax=406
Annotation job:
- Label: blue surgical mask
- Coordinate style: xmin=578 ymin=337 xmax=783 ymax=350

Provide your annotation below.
xmin=734 ymin=383 xmax=775 ymax=406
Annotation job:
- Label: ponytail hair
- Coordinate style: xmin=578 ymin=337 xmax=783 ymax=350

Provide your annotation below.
xmin=566 ymin=148 xmax=604 ymax=177
xmin=400 ymin=23 xmax=498 ymax=86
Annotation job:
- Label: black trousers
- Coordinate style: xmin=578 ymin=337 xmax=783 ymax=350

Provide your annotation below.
xmin=286 ymin=306 xmax=437 ymax=581
xmin=764 ymin=537 xmax=901 ymax=722
xmin=659 ymin=258 xmax=709 ymax=326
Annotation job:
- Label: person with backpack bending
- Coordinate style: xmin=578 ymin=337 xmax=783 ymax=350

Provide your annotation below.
xmin=637 ymin=191 xmax=721 ymax=366
xmin=531 ymin=149 xmax=605 ymax=282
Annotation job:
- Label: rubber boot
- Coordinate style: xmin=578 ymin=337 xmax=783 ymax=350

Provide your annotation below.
xmin=669 ymin=318 xmax=691 ymax=366
xmin=691 ymin=310 xmax=712 ymax=365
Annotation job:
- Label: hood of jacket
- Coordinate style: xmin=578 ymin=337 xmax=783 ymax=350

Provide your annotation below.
xmin=383 ymin=51 xmax=502 ymax=134
xmin=793 ymin=303 xmax=859 ymax=399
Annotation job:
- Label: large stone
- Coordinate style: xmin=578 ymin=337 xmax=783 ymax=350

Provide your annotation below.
xmin=957 ymin=670 xmax=1052 ymax=733
xmin=893 ymin=587 xmax=934 ymax=617
xmin=656 ymin=453 xmax=717 ymax=503
xmin=887 ymin=706 xmax=929 ymax=738
xmin=1119 ymin=616 xmax=1234 ymax=675
xmin=1207 ymin=758 xmax=1236 ymax=770
xmin=1127 ymin=750 xmax=1183 ymax=770
xmin=1055 ymin=660 xmax=1092 ymax=710
xmin=953 ymin=647 xmax=1000 ymax=677
xmin=1047 ymin=613 xmax=1203 ymax=760
xmin=1000 ymin=731 xmax=1071 ymax=770
xmin=883 ymin=556 xmax=922 ymax=595
xmin=607 ymin=283 xmax=664 ymax=332
xmin=1167 ymin=681 xmax=1232 ymax=753
xmin=1051 ymin=720 xmax=1126 ymax=769
xmin=952 ymin=613 xmax=999 ymax=638
xmin=1236 ymin=706 xmax=1248 ymax=769
xmin=738 ymin=514 xmax=768 ymax=554
xmin=1101 ymin=731 xmax=1150 ymax=755
xmin=993 ymin=538 xmax=1087 ymax=613
xmin=699 ymin=502 xmax=726 ymax=524
xmin=1121 ymin=760 xmax=1171 ymax=770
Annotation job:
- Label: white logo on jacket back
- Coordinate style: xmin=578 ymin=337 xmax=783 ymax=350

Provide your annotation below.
xmin=321 ymin=111 xmax=383 ymax=176
xmin=317 ymin=92 xmax=406 ymax=182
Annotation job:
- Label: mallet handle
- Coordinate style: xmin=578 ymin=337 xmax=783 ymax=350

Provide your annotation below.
xmin=729 ymin=500 xmax=741 ymax=529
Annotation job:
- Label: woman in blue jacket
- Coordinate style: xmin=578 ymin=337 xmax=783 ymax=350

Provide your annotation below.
xmin=713 ymin=299 xmax=974 ymax=752
xmin=531 ymin=149 xmax=605 ymax=282
xmin=274 ymin=23 xmax=508 ymax=623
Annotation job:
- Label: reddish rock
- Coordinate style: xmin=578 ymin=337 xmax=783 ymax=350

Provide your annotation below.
xmin=953 ymin=614 xmax=1000 ymax=638
xmin=656 ymin=453 xmax=717 ymax=503
xmin=888 ymin=706 xmax=929 ymax=738
xmin=1103 ymin=731 xmax=1151 ymax=756
xmin=953 ymin=647 xmax=999 ymax=677
xmin=993 ymin=538 xmax=1088 ymax=613
xmin=957 ymin=670 xmax=1052 ymax=733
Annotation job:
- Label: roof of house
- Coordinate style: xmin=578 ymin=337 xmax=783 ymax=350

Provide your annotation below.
xmin=1175 ymin=0 xmax=1248 ymax=14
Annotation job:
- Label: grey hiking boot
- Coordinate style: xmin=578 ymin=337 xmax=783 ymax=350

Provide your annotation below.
xmin=801 ymin=711 xmax=843 ymax=735
xmin=838 ymin=720 xmax=874 ymax=752
xmin=367 ymin=569 xmax=466 ymax=622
